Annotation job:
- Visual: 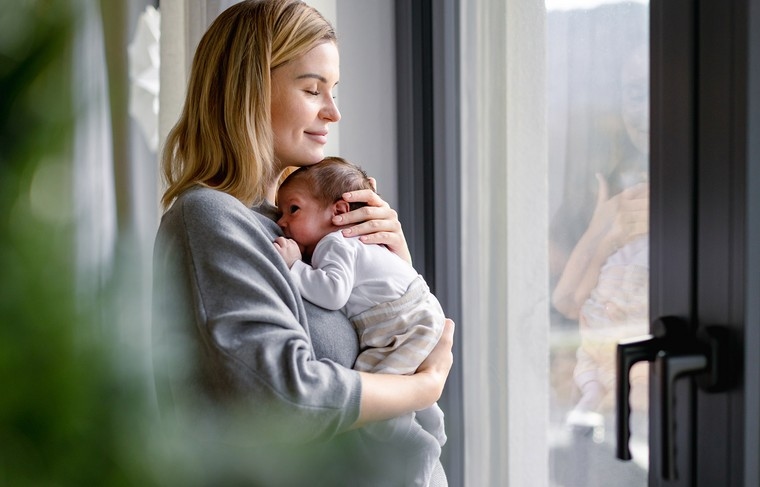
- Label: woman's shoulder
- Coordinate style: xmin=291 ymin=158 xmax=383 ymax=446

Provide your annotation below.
xmin=164 ymin=186 xmax=279 ymax=239
xmin=169 ymin=186 xmax=247 ymax=221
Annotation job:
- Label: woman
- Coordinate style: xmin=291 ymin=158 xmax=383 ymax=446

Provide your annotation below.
xmin=152 ymin=1 xmax=454 ymax=485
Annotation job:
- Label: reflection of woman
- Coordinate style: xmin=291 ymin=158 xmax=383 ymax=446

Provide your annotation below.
xmin=151 ymin=2 xmax=454 ymax=485
xmin=552 ymin=45 xmax=650 ymax=415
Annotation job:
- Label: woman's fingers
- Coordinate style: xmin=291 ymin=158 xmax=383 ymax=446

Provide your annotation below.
xmin=603 ymin=182 xmax=650 ymax=247
xmin=439 ymin=319 xmax=455 ymax=350
xmin=621 ymin=181 xmax=649 ymax=199
xmin=336 ymin=205 xmax=398 ymax=229
xmin=418 ymin=319 xmax=455 ymax=379
xmin=334 ymin=206 xmax=403 ymax=243
xmin=343 ymin=188 xmax=388 ymax=208
xmin=332 ymin=190 xmax=395 ymax=229
xmin=332 ymin=189 xmax=413 ymax=264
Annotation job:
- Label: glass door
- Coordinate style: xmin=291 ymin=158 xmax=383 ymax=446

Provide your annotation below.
xmin=458 ymin=0 xmax=758 ymax=485
xmin=547 ymin=0 xmax=755 ymax=484
xmin=546 ymin=2 xmax=650 ymax=486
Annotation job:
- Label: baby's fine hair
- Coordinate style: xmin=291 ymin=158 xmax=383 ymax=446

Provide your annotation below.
xmin=279 ymin=157 xmax=375 ymax=210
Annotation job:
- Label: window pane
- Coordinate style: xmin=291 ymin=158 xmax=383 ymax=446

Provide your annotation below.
xmin=547 ymin=2 xmax=650 ymax=486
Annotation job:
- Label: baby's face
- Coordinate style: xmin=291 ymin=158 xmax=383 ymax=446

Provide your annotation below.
xmin=276 ymin=182 xmax=336 ymax=256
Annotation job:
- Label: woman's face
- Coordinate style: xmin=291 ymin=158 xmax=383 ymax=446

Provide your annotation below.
xmin=621 ymin=47 xmax=649 ymax=156
xmin=277 ymin=180 xmax=336 ymax=257
xmin=271 ymin=42 xmax=341 ymax=171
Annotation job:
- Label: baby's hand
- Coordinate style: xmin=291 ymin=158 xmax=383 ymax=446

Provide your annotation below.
xmin=273 ymin=236 xmax=302 ymax=268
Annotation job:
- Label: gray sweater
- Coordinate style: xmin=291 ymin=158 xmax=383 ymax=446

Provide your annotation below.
xmin=152 ymin=186 xmax=445 ymax=486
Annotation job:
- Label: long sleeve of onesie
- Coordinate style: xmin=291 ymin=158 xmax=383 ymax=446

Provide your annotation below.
xmin=289 ymin=232 xmax=359 ymax=311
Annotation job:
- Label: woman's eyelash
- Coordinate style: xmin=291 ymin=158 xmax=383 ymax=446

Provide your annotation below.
xmin=305 ymin=89 xmax=337 ymax=100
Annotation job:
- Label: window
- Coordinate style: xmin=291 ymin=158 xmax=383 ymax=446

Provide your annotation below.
xmin=458 ymin=1 xmax=649 ymax=485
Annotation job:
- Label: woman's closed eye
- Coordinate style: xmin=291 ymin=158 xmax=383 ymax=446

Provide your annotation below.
xmin=304 ymin=89 xmax=337 ymax=100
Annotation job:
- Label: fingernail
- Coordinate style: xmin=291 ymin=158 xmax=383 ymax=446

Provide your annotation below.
xmin=334 ymin=215 xmax=343 ymax=224
xmin=343 ymin=227 xmax=352 ymax=236
xmin=343 ymin=192 xmax=352 ymax=201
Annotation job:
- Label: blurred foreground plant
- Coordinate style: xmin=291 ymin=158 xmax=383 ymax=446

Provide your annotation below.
xmin=0 ymin=2 xmax=174 ymax=485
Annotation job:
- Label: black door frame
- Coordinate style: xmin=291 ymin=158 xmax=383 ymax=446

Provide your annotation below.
xmin=395 ymin=0 xmax=463 ymax=484
xmin=650 ymin=0 xmax=759 ymax=485
xmin=745 ymin=1 xmax=760 ymax=485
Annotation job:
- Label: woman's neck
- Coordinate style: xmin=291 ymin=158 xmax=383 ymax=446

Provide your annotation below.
xmin=266 ymin=168 xmax=286 ymax=205
xmin=265 ymin=183 xmax=277 ymax=205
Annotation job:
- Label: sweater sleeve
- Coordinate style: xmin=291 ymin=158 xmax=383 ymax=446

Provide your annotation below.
xmin=152 ymin=188 xmax=361 ymax=447
xmin=290 ymin=232 xmax=358 ymax=311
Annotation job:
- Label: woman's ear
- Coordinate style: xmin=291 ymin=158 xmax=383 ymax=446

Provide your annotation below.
xmin=333 ymin=200 xmax=351 ymax=216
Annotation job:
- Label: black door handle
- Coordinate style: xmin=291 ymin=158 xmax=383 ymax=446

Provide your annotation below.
xmin=616 ymin=333 xmax=659 ymax=461
xmin=655 ymin=350 xmax=707 ymax=480
xmin=616 ymin=316 xmax=732 ymax=480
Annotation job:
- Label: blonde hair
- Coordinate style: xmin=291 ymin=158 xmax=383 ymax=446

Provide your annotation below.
xmin=278 ymin=156 xmax=375 ymax=210
xmin=160 ymin=0 xmax=336 ymax=210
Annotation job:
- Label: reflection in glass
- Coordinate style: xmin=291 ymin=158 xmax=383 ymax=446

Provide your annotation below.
xmin=546 ymin=1 xmax=649 ymax=486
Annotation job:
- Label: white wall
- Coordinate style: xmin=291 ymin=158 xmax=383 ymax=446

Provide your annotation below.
xmin=334 ymin=0 xmax=398 ymax=209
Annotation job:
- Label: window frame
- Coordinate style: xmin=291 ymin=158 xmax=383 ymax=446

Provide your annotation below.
xmin=395 ymin=0 xmax=464 ymax=484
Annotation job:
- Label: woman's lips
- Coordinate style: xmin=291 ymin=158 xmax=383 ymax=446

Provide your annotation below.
xmin=305 ymin=131 xmax=328 ymax=144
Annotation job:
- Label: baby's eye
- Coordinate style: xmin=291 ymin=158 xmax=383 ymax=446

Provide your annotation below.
xmin=290 ymin=205 xmax=300 ymax=214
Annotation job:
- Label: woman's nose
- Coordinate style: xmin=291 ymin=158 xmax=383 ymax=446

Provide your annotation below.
xmin=320 ymin=96 xmax=341 ymax=122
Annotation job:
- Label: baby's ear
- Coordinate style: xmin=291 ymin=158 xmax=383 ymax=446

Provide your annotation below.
xmin=333 ymin=200 xmax=351 ymax=216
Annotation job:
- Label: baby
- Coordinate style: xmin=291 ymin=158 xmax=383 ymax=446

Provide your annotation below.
xmin=273 ymin=156 xmax=446 ymax=487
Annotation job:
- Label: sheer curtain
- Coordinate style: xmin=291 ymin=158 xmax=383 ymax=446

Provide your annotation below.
xmin=460 ymin=0 xmax=549 ymax=485
xmin=73 ymin=1 xmax=160 ymax=397
xmin=73 ymin=2 xmax=116 ymax=301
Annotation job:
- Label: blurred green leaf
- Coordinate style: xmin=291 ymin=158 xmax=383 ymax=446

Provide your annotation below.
xmin=0 ymin=1 xmax=162 ymax=485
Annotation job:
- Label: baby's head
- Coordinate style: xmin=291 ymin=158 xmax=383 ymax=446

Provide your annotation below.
xmin=276 ymin=157 xmax=374 ymax=256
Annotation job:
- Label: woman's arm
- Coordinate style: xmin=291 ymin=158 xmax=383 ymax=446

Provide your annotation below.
xmin=156 ymin=189 xmax=363 ymax=444
xmin=353 ymin=319 xmax=455 ymax=427
xmin=332 ymin=188 xmax=413 ymax=265
xmin=552 ymin=222 xmax=617 ymax=320
xmin=552 ymin=176 xmax=648 ymax=319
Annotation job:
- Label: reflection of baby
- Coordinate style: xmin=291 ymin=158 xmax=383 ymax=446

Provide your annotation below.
xmin=273 ymin=157 xmax=446 ymax=487
xmin=574 ymin=235 xmax=649 ymax=413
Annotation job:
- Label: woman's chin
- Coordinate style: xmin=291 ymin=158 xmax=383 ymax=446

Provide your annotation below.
xmin=293 ymin=155 xmax=325 ymax=168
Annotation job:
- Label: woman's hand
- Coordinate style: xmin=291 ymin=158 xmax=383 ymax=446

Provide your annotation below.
xmin=415 ymin=318 xmax=455 ymax=398
xmin=608 ymin=181 xmax=649 ymax=247
xmin=552 ymin=175 xmax=649 ymax=319
xmin=332 ymin=184 xmax=413 ymax=265
xmin=354 ymin=319 xmax=455 ymax=427
xmin=588 ymin=174 xmax=649 ymax=253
